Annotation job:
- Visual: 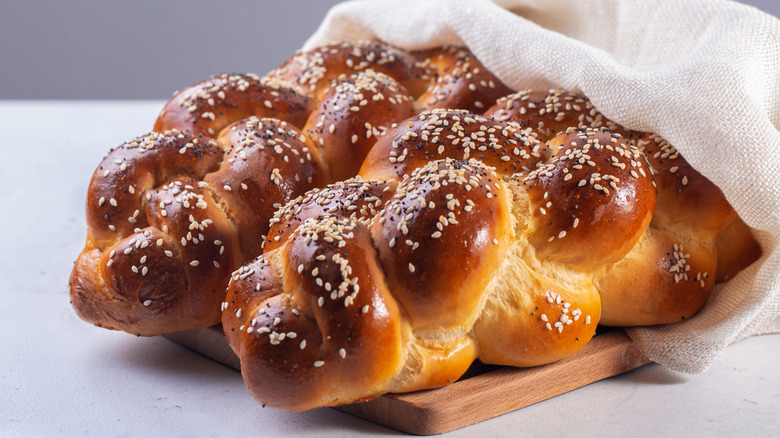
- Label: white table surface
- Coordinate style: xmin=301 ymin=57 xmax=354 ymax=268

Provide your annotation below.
xmin=1 ymin=101 xmax=778 ymax=437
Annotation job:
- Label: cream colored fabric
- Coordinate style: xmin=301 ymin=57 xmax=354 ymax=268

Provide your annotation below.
xmin=303 ymin=0 xmax=780 ymax=373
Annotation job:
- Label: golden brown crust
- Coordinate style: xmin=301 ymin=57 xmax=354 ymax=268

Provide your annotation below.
xmin=521 ymin=127 xmax=657 ymax=269
xmin=72 ymin=178 xmax=243 ymax=335
xmin=371 ymin=160 xmax=514 ymax=332
xmin=304 ymin=70 xmax=416 ymax=181
xmin=715 ymin=217 xmax=763 ymax=282
xmin=415 ymin=46 xmax=513 ymax=113
xmin=154 ymin=73 xmax=311 ymax=136
xmin=72 ymin=42 xmax=762 ymax=409
xmin=484 ymin=89 xmax=607 ymax=141
xmin=481 ymin=90 xmax=760 ymax=326
xmin=205 ymin=117 xmax=329 ymax=256
xmin=220 ymin=87 xmax=759 ymax=408
xmin=72 ymin=132 xmax=233 ymax=334
xmin=637 ymin=133 xmax=738 ymax=238
xmin=84 ymin=131 xmax=223 ymax=246
xmin=224 ymin=217 xmax=405 ymax=410
xmin=264 ymin=178 xmax=398 ymax=253
xmin=71 ymin=122 xmax=328 ymax=335
xmin=475 ymin=285 xmax=600 ymax=367
xmin=265 ymin=41 xmax=433 ymax=99
xmin=596 ymin=228 xmax=717 ymax=326
xmin=359 ymin=109 xmax=548 ymax=181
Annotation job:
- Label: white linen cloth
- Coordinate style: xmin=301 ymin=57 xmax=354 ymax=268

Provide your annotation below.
xmin=302 ymin=0 xmax=780 ymax=373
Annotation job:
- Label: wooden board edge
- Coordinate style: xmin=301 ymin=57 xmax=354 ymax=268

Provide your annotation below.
xmin=166 ymin=327 xmax=650 ymax=435
xmin=335 ymin=330 xmax=650 ymax=435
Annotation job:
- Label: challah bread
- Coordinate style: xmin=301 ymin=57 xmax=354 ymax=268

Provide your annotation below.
xmin=593 ymin=133 xmax=736 ymax=325
xmin=359 ymin=108 xmax=548 ymax=181
xmin=715 ymin=217 xmax=763 ymax=282
xmin=223 ymin=216 xmax=407 ymax=411
xmin=154 ymin=73 xmax=311 ymax=137
xmin=483 ymin=89 xmax=761 ymax=325
xmin=484 ymin=89 xmax=606 ymax=141
xmin=303 ymin=70 xmax=416 ymax=181
xmin=222 ymin=85 xmax=761 ymax=407
xmin=70 ymin=120 xmax=329 ymax=335
xmin=226 ymin=126 xmax=663 ymax=409
xmin=70 ymin=39 xmax=762 ymax=410
xmin=520 ymin=127 xmax=657 ymax=268
xmin=224 ymin=157 xmax=601 ymax=410
xmin=414 ymin=46 xmax=514 ymax=113
xmin=264 ymin=41 xmax=433 ymax=99
xmin=71 ymin=40 xmax=488 ymax=335
xmin=263 ymin=177 xmax=398 ymax=253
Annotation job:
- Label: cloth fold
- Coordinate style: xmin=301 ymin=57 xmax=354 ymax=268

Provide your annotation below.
xmin=304 ymin=0 xmax=780 ymax=373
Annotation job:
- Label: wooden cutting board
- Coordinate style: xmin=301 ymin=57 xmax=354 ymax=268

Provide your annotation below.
xmin=167 ymin=326 xmax=650 ymax=435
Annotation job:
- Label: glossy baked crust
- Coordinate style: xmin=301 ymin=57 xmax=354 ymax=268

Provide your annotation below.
xmin=70 ymin=41 xmax=761 ymax=411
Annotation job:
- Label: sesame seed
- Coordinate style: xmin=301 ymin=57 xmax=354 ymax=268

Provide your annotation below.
xmin=313 ymin=360 xmax=324 ymax=367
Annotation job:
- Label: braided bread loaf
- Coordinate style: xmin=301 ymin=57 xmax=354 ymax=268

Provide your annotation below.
xmin=69 ymin=42 xmax=511 ymax=335
xmin=70 ymin=40 xmax=760 ymax=409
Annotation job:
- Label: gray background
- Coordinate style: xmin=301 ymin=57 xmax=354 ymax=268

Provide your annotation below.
xmin=1 ymin=0 xmax=777 ymax=99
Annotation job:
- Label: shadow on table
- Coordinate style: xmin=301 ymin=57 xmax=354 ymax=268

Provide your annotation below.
xmin=618 ymin=362 xmax=689 ymax=386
